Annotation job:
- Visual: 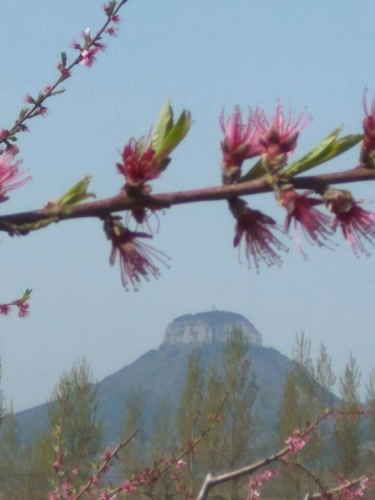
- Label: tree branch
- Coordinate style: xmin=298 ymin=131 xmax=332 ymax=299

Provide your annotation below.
xmin=1 ymin=166 xmax=375 ymax=233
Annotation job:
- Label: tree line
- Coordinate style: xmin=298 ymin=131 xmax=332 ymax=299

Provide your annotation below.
xmin=0 ymin=330 xmax=373 ymax=498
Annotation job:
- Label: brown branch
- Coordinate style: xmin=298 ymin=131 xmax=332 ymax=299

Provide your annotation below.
xmin=1 ymin=0 xmax=128 ymax=146
xmin=305 ymin=475 xmax=369 ymax=499
xmin=195 ymin=410 xmax=333 ymax=500
xmin=74 ymin=429 xmax=139 ymax=500
xmin=1 ymin=166 xmax=375 ymax=233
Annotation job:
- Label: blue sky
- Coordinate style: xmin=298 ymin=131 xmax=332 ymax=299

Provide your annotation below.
xmin=1 ymin=0 xmax=375 ymax=411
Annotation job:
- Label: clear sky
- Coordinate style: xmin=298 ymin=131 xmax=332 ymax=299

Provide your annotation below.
xmin=0 ymin=0 xmax=374 ymax=412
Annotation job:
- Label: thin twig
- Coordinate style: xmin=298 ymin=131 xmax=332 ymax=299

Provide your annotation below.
xmin=74 ymin=429 xmax=139 ymax=500
xmin=306 ymin=475 xmax=368 ymax=499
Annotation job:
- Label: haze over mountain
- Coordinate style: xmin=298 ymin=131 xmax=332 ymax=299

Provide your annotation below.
xmin=15 ymin=310 xmax=335 ymax=447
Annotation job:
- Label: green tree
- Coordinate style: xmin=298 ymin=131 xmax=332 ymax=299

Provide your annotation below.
xmin=334 ymin=353 xmax=361 ymax=477
xmin=312 ymin=343 xmax=337 ymax=481
xmin=152 ymin=395 xmax=175 ymax=460
xmin=219 ymin=329 xmax=257 ymax=499
xmin=197 ymin=329 xmax=257 ymax=500
xmin=366 ymin=369 xmax=375 ymax=469
xmin=278 ymin=333 xmax=318 ymax=500
xmin=279 ymin=333 xmax=317 ymax=435
xmin=315 ymin=343 xmax=336 ymax=396
xmin=176 ymin=349 xmax=206 ymax=495
xmin=121 ymin=388 xmax=148 ymax=479
xmin=32 ymin=358 xmax=103 ymax=492
xmin=200 ymin=364 xmax=226 ymax=476
xmin=143 ymin=396 xmax=177 ymax=499
xmin=0 ymin=406 xmax=31 ymax=499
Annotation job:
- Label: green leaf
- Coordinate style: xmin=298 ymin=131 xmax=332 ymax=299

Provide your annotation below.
xmin=155 ymin=109 xmax=192 ymax=159
xmin=151 ymin=99 xmax=174 ymax=153
xmin=18 ymin=107 xmax=29 ymax=119
xmin=51 ymin=88 xmax=66 ymax=96
xmin=58 ymin=176 xmax=95 ymax=205
xmin=21 ymin=289 xmax=32 ymax=301
xmin=61 ymin=52 xmax=67 ymax=67
xmin=285 ymin=128 xmax=363 ymax=177
xmin=239 ymin=159 xmax=266 ymax=182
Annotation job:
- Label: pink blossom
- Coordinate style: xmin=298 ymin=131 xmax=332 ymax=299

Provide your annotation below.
xmin=79 ymin=47 xmax=99 ymax=67
xmin=0 ymin=129 xmax=9 ymax=141
xmin=81 ymin=28 xmax=91 ymax=42
xmin=122 ymin=480 xmax=136 ymax=493
xmin=326 ymin=190 xmax=375 ymax=256
xmin=0 ymin=152 xmax=30 ymax=201
xmin=176 ymin=459 xmax=186 ymax=469
xmin=101 ymin=447 xmax=113 ymax=462
xmin=360 ymin=476 xmax=371 ymax=490
xmin=336 ymin=475 xmax=372 ymax=499
xmin=0 ymin=305 xmax=10 ymax=316
xmin=220 ymin=106 xmax=261 ymax=182
xmin=61 ymin=481 xmax=73 ymax=500
xmin=89 ymin=474 xmax=99 ymax=485
xmin=24 ymin=93 xmax=35 ymax=104
xmin=105 ymin=218 xmax=169 ymax=290
xmin=52 ymin=453 xmax=63 ymax=473
xmin=71 ymin=39 xmax=82 ymax=50
xmin=247 ymin=470 xmax=278 ymax=500
xmin=37 ymin=105 xmax=48 ymax=117
xmin=230 ymin=199 xmax=288 ymax=271
xmin=285 ymin=429 xmax=309 ymax=453
xmin=117 ymin=138 xmax=160 ymax=187
xmin=105 ymin=26 xmax=118 ymax=36
xmin=17 ymin=303 xmax=29 ymax=317
xmin=5 ymin=144 xmax=20 ymax=156
xmin=56 ymin=62 xmax=71 ymax=77
xmin=254 ymin=101 xmax=310 ymax=160
xmin=95 ymin=42 xmax=107 ymax=52
xmin=103 ymin=3 xmax=121 ymax=22
xmin=279 ymin=189 xmax=333 ymax=256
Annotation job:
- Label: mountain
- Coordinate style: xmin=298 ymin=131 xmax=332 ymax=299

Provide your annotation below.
xmin=15 ymin=310 xmax=334 ymax=449
xmin=163 ymin=310 xmax=262 ymax=346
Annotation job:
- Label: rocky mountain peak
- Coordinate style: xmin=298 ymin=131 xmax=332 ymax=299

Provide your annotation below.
xmin=162 ymin=310 xmax=262 ymax=346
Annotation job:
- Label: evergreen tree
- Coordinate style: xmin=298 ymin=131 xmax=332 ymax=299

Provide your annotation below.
xmin=334 ymin=353 xmax=361 ymax=477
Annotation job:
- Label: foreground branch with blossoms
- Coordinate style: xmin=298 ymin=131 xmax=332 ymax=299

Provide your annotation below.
xmin=1 ymin=1 xmax=375 ymax=292
xmin=2 ymin=0 xmax=375 ymax=291
xmin=1 ymin=100 xmax=375 ymax=290
xmin=196 ymin=410 xmax=372 ymax=500
xmin=48 ymin=404 xmax=373 ymax=499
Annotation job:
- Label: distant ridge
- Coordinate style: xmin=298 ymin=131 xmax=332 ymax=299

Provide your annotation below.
xmin=162 ymin=310 xmax=262 ymax=346
xmin=15 ymin=310 xmax=337 ymax=450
